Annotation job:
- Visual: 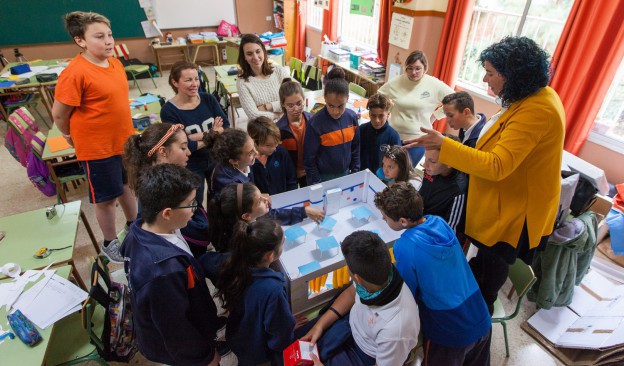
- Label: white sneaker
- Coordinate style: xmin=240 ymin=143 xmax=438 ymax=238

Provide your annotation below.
xmin=102 ymin=238 xmax=124 ymax=264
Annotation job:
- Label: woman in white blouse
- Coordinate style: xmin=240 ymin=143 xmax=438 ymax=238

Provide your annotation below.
xmin=236 ymin=34 xmax=288 ymax=120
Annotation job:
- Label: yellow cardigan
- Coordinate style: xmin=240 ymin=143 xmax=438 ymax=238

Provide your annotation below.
xmin=439 ymin=86 xmax=565 ymax=249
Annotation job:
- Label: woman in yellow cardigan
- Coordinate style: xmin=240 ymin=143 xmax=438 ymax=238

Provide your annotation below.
xmin=406 ymin=36 xmax=565 ymax=313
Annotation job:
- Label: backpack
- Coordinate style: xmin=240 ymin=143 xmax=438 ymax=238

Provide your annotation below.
xmin=4 ymin=107 xmax=39 ymax=167
xmin=87 ymin=256 xmax=138 ymax=362
xmin=26 ymin=132 xmax=56 ymax=197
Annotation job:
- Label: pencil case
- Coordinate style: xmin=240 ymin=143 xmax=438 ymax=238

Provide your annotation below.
xmin=10 ymin=63 xmax=31 ymax=75
xmin=7 ymin=310 xmax=42 ymax=346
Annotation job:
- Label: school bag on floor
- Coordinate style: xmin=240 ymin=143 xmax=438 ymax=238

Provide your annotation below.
xmin=26 ymin=131 xmax=56 ymax=197
xmin=86 ymin=256 xmax=138 ymax=362
xmin=4 ymin=107 xmax=39 ymax=167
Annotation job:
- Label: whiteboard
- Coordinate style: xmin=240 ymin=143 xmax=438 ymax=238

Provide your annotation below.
xmin=152 ymin=0 xmax=237 ymax=29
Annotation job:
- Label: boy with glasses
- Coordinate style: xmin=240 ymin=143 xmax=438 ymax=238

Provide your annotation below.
xmin=120 ymin=164 xmax=221 ymax=366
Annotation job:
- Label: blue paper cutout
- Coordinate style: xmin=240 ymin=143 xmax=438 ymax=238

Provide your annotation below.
xmin=351 ymin=206 xmax=372 ymax=220
xmin=316 ymin=236 xmax=339 ymax=253
xmin=298 ymin=261 xmax=322 ymax=275
xmin=285 ymin=226 xmax=307 ymax=241
xmin=0 ymin=81 xmax=16 ymax=88
xmin=318 ymin=216 xmax=337 ymax=231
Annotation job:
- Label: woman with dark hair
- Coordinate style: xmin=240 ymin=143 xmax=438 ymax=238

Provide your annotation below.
xmin=160 ymin=61 xmax=228 ymax=207
xmin=406 ymin=36 xmax=565 ymax=314
xmin=378 ymin=50 xmax=454 ymax=166
xmin=236 ymin=34 xmax=288 ymax=120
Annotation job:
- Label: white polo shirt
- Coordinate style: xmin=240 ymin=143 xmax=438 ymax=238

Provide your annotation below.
xmin=349 ymin=283 xmax=420 ymax=366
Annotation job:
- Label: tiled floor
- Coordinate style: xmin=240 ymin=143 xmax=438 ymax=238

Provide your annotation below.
xmin=0 ymin=70 xmax=564 ymax=366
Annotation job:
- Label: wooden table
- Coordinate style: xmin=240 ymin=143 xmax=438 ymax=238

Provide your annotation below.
xmin=0 ymin=59 xmax=67 ymax=121
xmin=0 ymin=265 xmax=73 ymax=366
xmin=0 ymin=201 xmax=85 ymax=289
xmin=317 ymin=55 xmax=385 ymax=96
xmin=151 ymin=42 xmax=193 ymax=74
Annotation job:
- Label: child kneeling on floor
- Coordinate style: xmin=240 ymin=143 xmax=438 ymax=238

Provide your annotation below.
xmin=120 ymin=164 xmax=220 ymax=366
xmin=298 ymin=231 xmax=420 ymax=366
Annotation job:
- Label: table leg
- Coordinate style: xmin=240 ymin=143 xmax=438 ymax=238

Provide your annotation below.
xmin=214 ymin=45 xmax=221 ymax=66
xmin=69 ymin=260 xmax=87 ymax=290
xmin=37 ymin=85 xmax=54 ymax=121
xmin=153 ymin=47 xmax=163 ymax=75
xmin=229 ymin=92 xmax=236 ymax=128
xmin=46 ymin=160 xmax=67 ymax=203
xmin=80 ymin=210 xmax=100 ymax=254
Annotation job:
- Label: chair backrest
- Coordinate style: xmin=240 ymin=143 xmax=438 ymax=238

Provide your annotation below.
xmin=113 ymin=44 xmax=131 ymax=60
xmin=349 ymin=82 xmax=367 ymax=97
xmin=303 ymin=65 xmax=322 ymax=91
xmin=289 ymin=57 xmax=303 ymax=82
xmin=507 ymin=259 xmax=537 ymax=318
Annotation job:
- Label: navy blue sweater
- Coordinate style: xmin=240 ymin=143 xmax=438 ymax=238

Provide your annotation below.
xmin=357 ymin=121 xmax=401 ymax=172
xmin=160 ymin=92 xmax=229 ymax=170
xmin=120 ymin=221 xmax=220 ymax=366
xmin=304 ymin=107 xmax=360 ymax=184
xmin=252 ymin=145 xmax=298 ymax=195
xmin=209 ymin=163 xmax=253 ymax=199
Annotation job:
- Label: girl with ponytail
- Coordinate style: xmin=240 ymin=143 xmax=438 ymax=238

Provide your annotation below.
xmin=215 ymin=219 xmax=294 ymax=366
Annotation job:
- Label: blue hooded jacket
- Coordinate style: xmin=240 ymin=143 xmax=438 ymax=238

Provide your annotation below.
xmin=394 ymin=215 xmax=491 ymax=347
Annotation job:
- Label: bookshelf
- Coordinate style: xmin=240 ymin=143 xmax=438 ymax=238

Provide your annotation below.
xmin=273 ymin=0 xmax=296 ymax=61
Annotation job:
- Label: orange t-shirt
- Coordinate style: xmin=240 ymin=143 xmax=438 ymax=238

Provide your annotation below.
xmin=55 ymin=54 xmax=134 ymax=161
xmin=289 ymin=115 xmax=306 ymax=178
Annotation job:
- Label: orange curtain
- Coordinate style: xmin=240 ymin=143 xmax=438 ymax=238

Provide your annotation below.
xmin=376 ymin=0 xmax=393 ymax=66
xmin=550 ymin=0 xmax=624 ymax=155
xmin=431 ymin=0 xmax=474 ymax=132
xmin=321 ymin=0 xmax=339 ymax=41
xmin=295 ymin=0 xmax=307 ymax=60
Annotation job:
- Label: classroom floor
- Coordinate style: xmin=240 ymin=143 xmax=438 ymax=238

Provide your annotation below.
xmin=0 ymin=69 xmax=564 ymax=366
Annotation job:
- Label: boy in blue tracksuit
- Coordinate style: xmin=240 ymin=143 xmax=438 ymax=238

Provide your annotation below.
xmin=120 ymin=164 xmax=221 ymax=366
xmin=304 ymin=68 xmax=360 ymax=185
xmin=374 ymin=182 xmax=491 ymax=366
xmin=248 ymin=116 xmax=297 ymax=195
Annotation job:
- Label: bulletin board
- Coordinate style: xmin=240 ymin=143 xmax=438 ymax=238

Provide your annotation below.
xmin=151 ymin=0 xmax=237 ymax=29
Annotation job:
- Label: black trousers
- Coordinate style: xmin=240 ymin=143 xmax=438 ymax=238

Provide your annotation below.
xmin=423 ymin=330 xmax=491 ymax=366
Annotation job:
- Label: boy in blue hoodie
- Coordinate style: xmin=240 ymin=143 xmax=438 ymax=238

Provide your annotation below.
xmin=120 ymin=164 xmax=221 ymax=366
xmin=374 ymin=182 xmax=491 ymax=366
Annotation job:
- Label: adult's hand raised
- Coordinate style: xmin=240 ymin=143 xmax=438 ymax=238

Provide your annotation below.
xmin=402 ymin=127 xmax=445 ymax=150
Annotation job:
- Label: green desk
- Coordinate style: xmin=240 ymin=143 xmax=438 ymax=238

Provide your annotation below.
xmin=0 ymin=59 xmax=68 ymax=121
xmin=0 ymin=265 xmax=72 ymax=366
xmin=0 ymin=201 xmax=85 ymax=289
xmin=213 ymin=65 xmax=241 ymax=127
xmin=317 ymin=55 xmax=384 ymax=96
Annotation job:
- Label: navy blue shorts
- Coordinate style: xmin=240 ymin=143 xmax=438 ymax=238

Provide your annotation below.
xmin=82 ymin=155 xmax=128 ymax=204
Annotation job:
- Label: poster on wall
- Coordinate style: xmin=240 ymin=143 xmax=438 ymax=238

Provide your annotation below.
xmin=388 ymin=13 xmax=413 ymax=49
xmin=314 ymin=0 xmax=330 ymax=11
xmin=350 ymin=0 xmax=374 ymax=17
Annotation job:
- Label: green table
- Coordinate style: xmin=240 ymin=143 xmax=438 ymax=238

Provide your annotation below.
xmin=0 ymin=201 xmax=85 ymax=289
xmin=0 ymin=265 xmax=72 ymax=366
xmin=0 ymin=59 xmax=68 ymax=121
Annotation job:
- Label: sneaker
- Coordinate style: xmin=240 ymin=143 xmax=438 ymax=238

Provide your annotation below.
xmin=101 ymin=238 xmax=124 ymax=264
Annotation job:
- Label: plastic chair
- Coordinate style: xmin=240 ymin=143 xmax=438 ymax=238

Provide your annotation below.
xmin=45 ymin=258 xmax=109 ymax=365
xmin=349 ymin=82 xmax=367 ymax=97
xmin=2 ymin=92 xmax=50 ymax=128
xmin=492 ymin=260 xmax=537 ymax=357
xmin=303 ymin=65 xmax=322 ymax=91
xmin=289 ymin=57 xmax=304 ymax=82
xmin=113 ymin=44 xmax=157 ymax=94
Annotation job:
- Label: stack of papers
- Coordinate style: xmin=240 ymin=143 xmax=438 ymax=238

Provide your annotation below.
xmin=527 ymin=270 xmax=624 ymax=349
xmin=0 ymin=267 xmax=87 ymax=330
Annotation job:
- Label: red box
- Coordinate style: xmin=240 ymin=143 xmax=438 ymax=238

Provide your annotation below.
xmin=283 ymin=340 xmax=319 ymax=366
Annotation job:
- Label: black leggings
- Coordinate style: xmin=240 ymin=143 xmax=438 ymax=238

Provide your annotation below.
xmin=469 ymin=249 xmax=509 ymax=315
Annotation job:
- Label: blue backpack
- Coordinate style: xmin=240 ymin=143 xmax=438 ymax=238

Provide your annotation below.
xmin=26 ymin=132 xmax=56 ymax=197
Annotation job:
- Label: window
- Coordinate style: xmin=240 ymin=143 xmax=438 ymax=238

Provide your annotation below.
xmin=457 ymin=0 xmax=574 ymax=95
xmin=307 ymin=0 xmax=324 ymax=30
xmin=589 ymin=57 xmax=624 ymax=153
xmin=337 ymin=0 xmax=381 ymax=51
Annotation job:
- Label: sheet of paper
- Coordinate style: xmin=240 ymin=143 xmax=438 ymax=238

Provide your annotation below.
xmin=14 ymin=274 xmax=87 ymax=329
xmin=141 ymin=20 xmax=163 ymax=38
xmin=389 ymin=13 xmax=414 ymax=49
xmin=557 ymin=317 xmax=622 ymax=348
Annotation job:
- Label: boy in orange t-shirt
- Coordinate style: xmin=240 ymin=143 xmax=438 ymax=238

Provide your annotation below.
xmin=52 ymin=11 xmax=137 ymax=263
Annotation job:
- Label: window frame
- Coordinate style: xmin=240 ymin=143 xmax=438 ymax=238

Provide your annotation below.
xmin=336 ymin=0 xmax=381 ymax=52
xmin=306 ymin=0 xmax=324 ymax=31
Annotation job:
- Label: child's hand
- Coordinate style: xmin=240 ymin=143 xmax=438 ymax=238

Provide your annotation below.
xmin=310 ymin=353 xmax=324 ymax=366
xmin=300 ymin=324 xmax=324 ymax=345
xmin=212 ymin=117 xmax=224 ymax=133
xmin=305 ymin=207 xmax=325 ymax=224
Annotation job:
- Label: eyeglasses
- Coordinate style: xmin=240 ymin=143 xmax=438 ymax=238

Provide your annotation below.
xmin=284 ymin=101 xmax=304 ymax=110
xmin=380 ymin=144 xmax=398 ymax=160
xmin=172 ymin=199 xmax=198 ymax=213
